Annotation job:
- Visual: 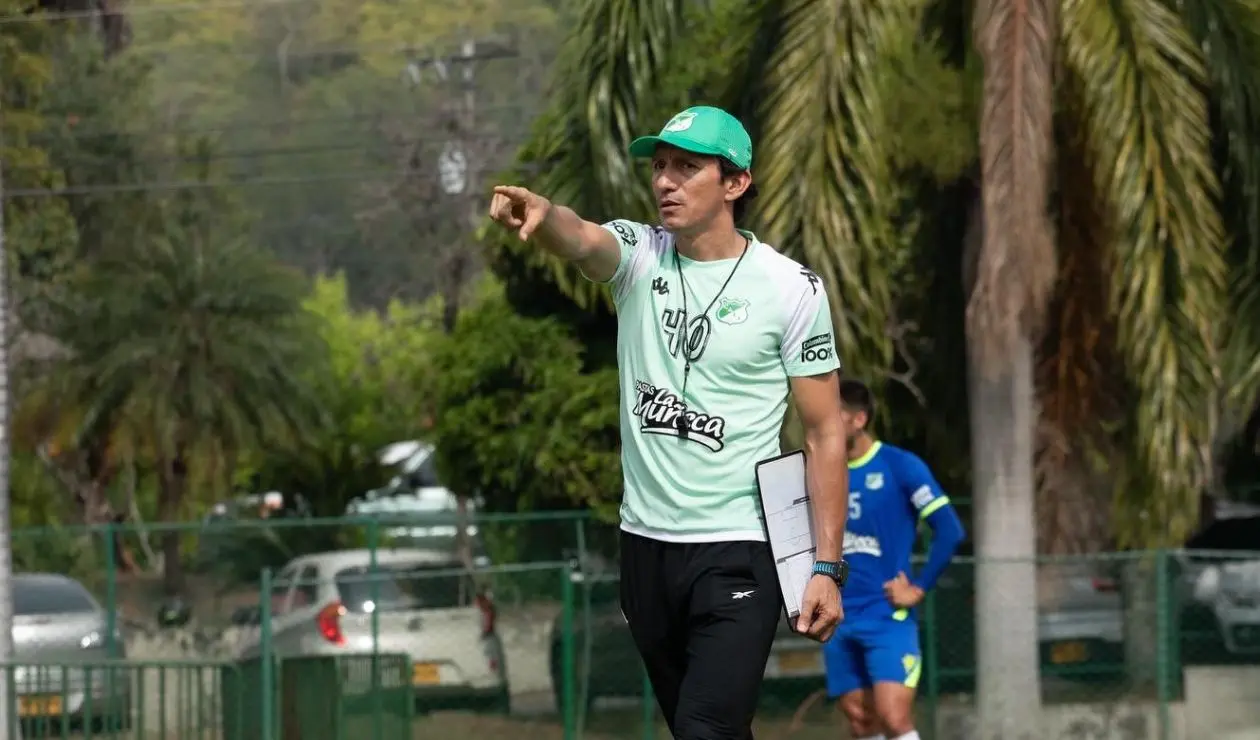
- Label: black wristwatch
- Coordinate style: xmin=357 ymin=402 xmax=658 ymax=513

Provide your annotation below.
xmin=811 ymin=559 xmax=849 ymax=589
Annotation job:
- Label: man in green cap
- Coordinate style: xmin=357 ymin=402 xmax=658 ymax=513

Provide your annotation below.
xmin=489 ymin=106 xmax=850 ymax=739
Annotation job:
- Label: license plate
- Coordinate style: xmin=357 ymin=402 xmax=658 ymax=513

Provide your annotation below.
xmin=412 ymin=662 xmax=441 ymax=685
xmin=777 ymin=650 xmax=821 ymax=673
xmin=1049 ymin=641 xmax=1089 ymax=664
xmin=18 ymin=695 xmax=63 ymax=718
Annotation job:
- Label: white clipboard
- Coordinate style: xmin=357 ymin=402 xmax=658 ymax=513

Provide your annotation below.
xmin=754 ymin=449 xmax=817 ymax=628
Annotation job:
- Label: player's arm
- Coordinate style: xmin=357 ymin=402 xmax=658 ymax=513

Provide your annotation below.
xmin=782 ymin=270 xmax=846 ymax=562
xmin=791 ymin=373 xmax=847 ymax=561
xmin=902 ymin=454 xmax=966 ymax=594
xmin=488 ymin=185 xmax=623 ymax=282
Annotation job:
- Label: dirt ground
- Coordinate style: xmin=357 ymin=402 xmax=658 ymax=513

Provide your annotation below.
xmin=411 ymin=706 xmax=851 ymax=740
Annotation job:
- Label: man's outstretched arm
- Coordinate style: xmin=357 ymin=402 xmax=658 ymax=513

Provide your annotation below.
xmin=488 ymin=185 xmax=622 ymax=282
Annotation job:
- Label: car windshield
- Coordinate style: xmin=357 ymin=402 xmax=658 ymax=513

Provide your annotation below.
xmin=335 ymin=564 xmax=475 ymax=613
xmin=14 ymin=579 xmax=98 ymax=615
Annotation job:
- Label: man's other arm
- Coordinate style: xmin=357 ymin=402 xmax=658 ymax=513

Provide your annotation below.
xmin=781 ymin=268 xmax=846 ymax=561
xmin=790 ymin=373 xmax=848 ymax=561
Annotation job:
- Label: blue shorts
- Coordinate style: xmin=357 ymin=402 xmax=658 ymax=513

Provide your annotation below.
xmin=822 ymin=614 xmax=922 ymax=697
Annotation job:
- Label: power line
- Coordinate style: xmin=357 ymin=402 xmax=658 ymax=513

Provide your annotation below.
xmin=4 ymin=128 xmax=526 ymax=177
xmin=1 ymin=160 xmax=546 ymax=198
xmin=0 ymin=0 xmax=314 ymax=26
xmin=115 ymin=37 xmax=527 ymax=64
xmin=8 ymin=102 xmax=534 ymax=144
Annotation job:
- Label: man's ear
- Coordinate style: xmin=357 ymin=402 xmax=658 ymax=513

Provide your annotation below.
xmin=724 ymin=170 xmax=752 ymax=202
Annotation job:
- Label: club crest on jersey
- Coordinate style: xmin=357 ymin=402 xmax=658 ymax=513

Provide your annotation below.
xmin=632 ymin=379 xmax=727 ymax=451
xmin=865 ymin=473 xmax=884 ymax=490
xmin=715 ymin=297 xmax=750 ymax=325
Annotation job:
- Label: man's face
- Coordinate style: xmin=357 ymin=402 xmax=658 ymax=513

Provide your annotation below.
xmin=650 ymin=145 xmax=749 ymax=233
xmin=839 ymin=405 xmax=868 ymax=445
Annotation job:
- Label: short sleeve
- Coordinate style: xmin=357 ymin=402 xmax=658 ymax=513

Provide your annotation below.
xmin=594 ymin=219 xmax=654 ymax=303
xmin=780 ymin=267 xmax=842 ymax=376
xmin=899 ymin=452 xmax=951 ymax=520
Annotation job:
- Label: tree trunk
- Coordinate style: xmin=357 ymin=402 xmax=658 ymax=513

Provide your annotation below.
xmin=158 ymin=454 xmax=188 ymax=596
xmin=0 ymin=143 xmax=25 ymax=739
xmin=969 ymin=333 xmax=1043 ymax=740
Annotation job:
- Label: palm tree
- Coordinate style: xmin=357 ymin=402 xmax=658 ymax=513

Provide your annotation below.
xmin=967 ymin=1 xmax=1056 ymax=734
xmin=47 ymin=219 xmax=325 ymax=595
xmin=488 ymin=0 xmax=1260 ymax=731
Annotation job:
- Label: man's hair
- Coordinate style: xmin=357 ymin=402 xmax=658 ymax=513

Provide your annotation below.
xmin=839 ymin=379 xmax=875 ymax=429
xmin=719 ymin=158 xmax=759 ymax=224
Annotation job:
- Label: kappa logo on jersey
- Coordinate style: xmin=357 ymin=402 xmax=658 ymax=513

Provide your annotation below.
xmin=611 ymin=221 xmax=638 ymax=247
xmin=715 ymin=296 xmax=750 ymax=325
xmin=632 ymin=379 xmax=728 ymax=451
xmin=800 ymin=333 xmax=834 ymax=363
xmin=800 ymin=268 xmax=821 ymax=295
xmin=865 ymin=473 xmax=884 ymax=490
xmin=843 ymin=531 xmax=882 ymax=557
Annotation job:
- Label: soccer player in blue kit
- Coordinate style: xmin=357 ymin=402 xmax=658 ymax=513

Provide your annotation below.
xmin=823 ymin=380 xmax=966 ymax=740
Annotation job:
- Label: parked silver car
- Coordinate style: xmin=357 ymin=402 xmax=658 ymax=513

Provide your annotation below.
xmin=234 ymin=548 xmax=510 ymax=713
xmin=1036 ymin=560 xmax=1125 ymax=668
xmin=10 ymin=573 xmax=129 ymax=728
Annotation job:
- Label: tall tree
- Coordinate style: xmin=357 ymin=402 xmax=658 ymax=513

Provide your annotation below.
xmin=47 ymin=207 xmax=324 ymax=594
xmin=969 ymin=0 xmax=1056 ymax=734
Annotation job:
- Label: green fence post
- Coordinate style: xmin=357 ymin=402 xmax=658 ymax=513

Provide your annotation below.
xmin=103 ymin=520 xmax=118 ymax=735
xmin=1155 ymin=548 xmax=1170 ymax=740
xmin=561 ymin=565 xmax=576 ymax=740
xmin=104 ymin=521 xmax=117 ymax=656
xmin=261 ymin=567 xmax=275 ymax=740
xmin=368 ymin=518 xmax=381 ymax=740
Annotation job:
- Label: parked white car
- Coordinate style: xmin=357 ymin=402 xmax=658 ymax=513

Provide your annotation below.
xmin=234 ymin=548 xmax=510 ymax=713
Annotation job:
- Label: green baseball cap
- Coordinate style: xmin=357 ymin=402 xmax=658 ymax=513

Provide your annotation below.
xmin=628 ymin=106 xmax=753 ymax=170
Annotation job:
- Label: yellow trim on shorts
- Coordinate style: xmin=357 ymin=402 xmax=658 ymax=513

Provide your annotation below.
xmin=905 ymin=661 xmax=922 ymax=689
xmin=892 ymin=608 xmax=909 ymax=621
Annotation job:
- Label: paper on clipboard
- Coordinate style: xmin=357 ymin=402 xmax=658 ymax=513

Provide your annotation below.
xmin=754 ymin=450 xmax=816 ymax=621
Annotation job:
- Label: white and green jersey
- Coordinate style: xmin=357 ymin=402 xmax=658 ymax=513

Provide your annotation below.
xmin=586 ymin=219 xmax=841 ymax=542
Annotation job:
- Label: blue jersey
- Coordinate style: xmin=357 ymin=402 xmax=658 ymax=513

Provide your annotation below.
xmin=842 ymin=441 xmax=952 ymax=619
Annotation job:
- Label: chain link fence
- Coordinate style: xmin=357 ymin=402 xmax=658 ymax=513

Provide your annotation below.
xmin=3 ymin=513 xmax=1260 ymax=738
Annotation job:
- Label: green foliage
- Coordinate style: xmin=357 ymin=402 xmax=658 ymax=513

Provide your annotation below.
xmin=428 ymin=287 xmax=621 ymax=514
xmin=0 ymin=0 xmax=78 ymax=320
xmin=247 ymin=273 xmax=442 ymax=515
xmin=48 ymin=229 xmax=325 ymax=503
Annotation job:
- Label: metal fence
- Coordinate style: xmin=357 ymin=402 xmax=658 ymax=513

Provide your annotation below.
xmin=3 ymin=513 xmax=1260 ymax=739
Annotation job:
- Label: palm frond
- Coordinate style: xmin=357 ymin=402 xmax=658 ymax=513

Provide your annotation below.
xmin=1182 ymin=0 xmax=1260 ymax=269
xmin=969 ymin=0 xmax=1057 ymax=374
xmin=750 ymin=0 xmax=926 ymax=380
xmin=1061 ymin=0 xmax=1228 ymax=546
xmin=1180 ymin=0 xmax=1260 ymax=441
xmin=488 ymin=0 xmax=688 ymax=312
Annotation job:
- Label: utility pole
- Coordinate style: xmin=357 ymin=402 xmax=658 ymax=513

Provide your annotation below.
xmin=407 ymin=36 xmax=518 ymax=332
xmin=0 ymin=68 xmax=23 ymax=740
xmin=402 ymin=37 xmax=517 ymax=575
